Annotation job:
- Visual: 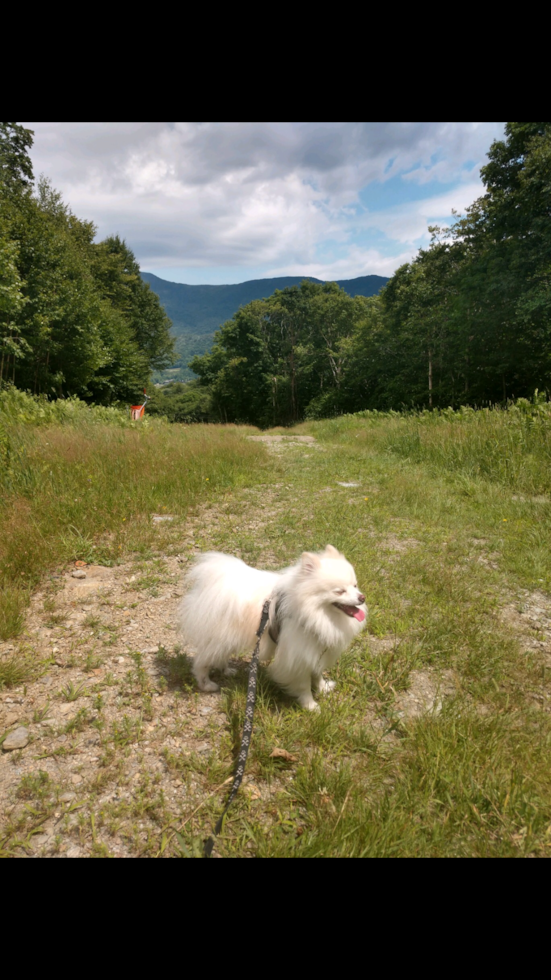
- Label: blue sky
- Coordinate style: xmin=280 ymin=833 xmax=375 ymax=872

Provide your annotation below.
xmin=24 ymin=123 xmax=505 ymax=284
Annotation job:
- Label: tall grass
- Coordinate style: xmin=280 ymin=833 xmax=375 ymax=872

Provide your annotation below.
xmin=297 ymin=397 xmax=551 ymax=495
xmin=0 ymin=385 xmax=144 ymax=428
xmin=0 ymin=392 xmax=269 ymax=639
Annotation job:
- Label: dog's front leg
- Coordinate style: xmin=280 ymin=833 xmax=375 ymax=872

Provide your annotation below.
xmin=314 ymin=675 xmax=336 ymax=695
xmin=193 ymin=665 xmax=220 ymax=693
xmin=269 ymin=631 xmax=321 ymax=710
xmin=296 ymin=686 xmax=320 ymax=711
xmin=268 ymin=661 xmax=319 ymax=710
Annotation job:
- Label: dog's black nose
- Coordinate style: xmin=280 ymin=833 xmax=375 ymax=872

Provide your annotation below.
xmin=358 ymin=593 xmax=365 ymax=604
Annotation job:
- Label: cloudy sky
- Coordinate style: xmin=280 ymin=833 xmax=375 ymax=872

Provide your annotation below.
xmin=23 ymin=122 xmax=504 ymax=285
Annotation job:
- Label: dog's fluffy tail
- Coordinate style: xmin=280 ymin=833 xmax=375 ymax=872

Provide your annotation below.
xmin=179 ymin=553 xmax=279 ymax=687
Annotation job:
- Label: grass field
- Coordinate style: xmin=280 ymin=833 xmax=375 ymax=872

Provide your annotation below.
xmin=1 ymin=394 xmax=551 ymax=857
xmin=0 ymin=389 xmax=267 ymax=642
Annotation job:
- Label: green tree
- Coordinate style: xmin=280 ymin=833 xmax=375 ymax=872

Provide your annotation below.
xmin=0 ymin=230 xmax=29 ymax=384
xmin=92 ymin=235 xmax=175 ymax=371
xmin=451 ymin=122 xmax=551 ymax=401
xmin=0 ymin=122 xmax=34 ymax=196
xmin=6 ymin=178 xmax=114 ymax=396
xmin=1 ymin=126 xmax=175 ymax=404
xmin=191 ymin=281 xmax=364 ymax=425
xmin=0 ymin=123 xmax=33 ymax=383
xmin=192 ymin=300 xmax=275 ymax=424
xmin=147 ymin=381 xmax=213 ymax=422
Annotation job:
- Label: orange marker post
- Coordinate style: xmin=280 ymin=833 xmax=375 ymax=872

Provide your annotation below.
xmin=130 ymin=390 xmax=149 ymax=420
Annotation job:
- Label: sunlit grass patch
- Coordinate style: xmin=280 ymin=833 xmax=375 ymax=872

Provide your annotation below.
xmin=0 ymin=643 xmax=45 ymax=689
xmin=0 ymin=585 xmax=28 ymax=641
xmin=0 ymin=420 xmax=272 ymax=639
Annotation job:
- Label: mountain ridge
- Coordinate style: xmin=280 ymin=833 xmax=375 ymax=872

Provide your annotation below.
xmin=141 ymin=271 xmax=389 ymax=380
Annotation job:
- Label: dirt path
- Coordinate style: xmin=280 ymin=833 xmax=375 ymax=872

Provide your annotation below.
xmin=0 ymin=490 xmax=259 ymax=856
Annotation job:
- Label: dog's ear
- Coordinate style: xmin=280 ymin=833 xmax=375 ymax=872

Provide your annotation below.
xmin=301 ymin=552 xmax=322 ymax=573
xmin=324 ymin=544 xmax=341 ymax=558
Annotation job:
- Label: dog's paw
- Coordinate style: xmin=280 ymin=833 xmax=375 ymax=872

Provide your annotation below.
xmin=317 ymin=678 xmax=336 ymax=694
xmin=197 ymin=678 xmax=220 ymax=693
xmin=298 ymin=694 xmax=320 ymax=711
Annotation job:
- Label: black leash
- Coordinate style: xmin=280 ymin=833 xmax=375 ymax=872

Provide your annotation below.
xmin=203 ymin=597 xmax=271 ymax=858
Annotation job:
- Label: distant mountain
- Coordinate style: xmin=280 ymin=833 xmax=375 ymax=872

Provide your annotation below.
xmin=142 ymin=272 xmax=389 ymax=381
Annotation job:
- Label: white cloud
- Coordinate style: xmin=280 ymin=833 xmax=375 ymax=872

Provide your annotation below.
xmin=67 ymin=169 xmax=329 ymax=268
xmin=21 ymin=122 xmax=504 ymax=279
xmin=263 ymin=246 xmax=416 ymax=281
xmin=359 ymin=181 xmax=485 ymax=245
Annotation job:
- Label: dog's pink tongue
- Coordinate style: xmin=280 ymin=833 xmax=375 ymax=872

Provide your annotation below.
xmin=354 ymin=608 xmax=365 ymax=622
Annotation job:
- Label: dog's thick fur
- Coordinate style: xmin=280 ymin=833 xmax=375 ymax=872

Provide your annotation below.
xmin=179 ymin=545 xmax=366 ymax=710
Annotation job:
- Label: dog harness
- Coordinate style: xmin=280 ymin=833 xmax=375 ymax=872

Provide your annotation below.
xmin=268 ymin=591 xmax=285 ymax=644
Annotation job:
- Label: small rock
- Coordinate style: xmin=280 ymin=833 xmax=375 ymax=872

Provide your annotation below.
xmin=117 ymin=657 xmax=125 ymax=664
xmin=2 ymin=726 xmax=29 ymax=750
xmin=140 ymin=646 xmax=159 ymax=655
xmin=41 ymin=718 xmax=57 ymax=728
xmin=33 ymin=834 xmax=51 ymax=848
xmin=72 ymin=570 xmax=87 ymax=579
xmin=71 ymin=774 xmax=83 ymax=785
xmin=66 ymin=846 xmax=82 ymax=858
xmin=337 ymin=482 xmax=359 ymax=487
xmin=244 ymin=783 xmax=262 ymax=800
xmin=59 ymin=792 xmax=76 ymax=802
xmin=59 ymin=704 xmax=75 ymax=715
xmin=5 ymin=711 xmax=19 ymax=726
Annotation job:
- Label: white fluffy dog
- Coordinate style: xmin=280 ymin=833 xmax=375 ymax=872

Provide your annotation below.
xmin=179 ymin=545 xmax=366 ymax=710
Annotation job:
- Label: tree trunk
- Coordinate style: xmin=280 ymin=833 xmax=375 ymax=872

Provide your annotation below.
xmin=428 ymin=348 xmax=433 ymax=408
xmin=289 ymin=347 xmax=297 ymax=421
